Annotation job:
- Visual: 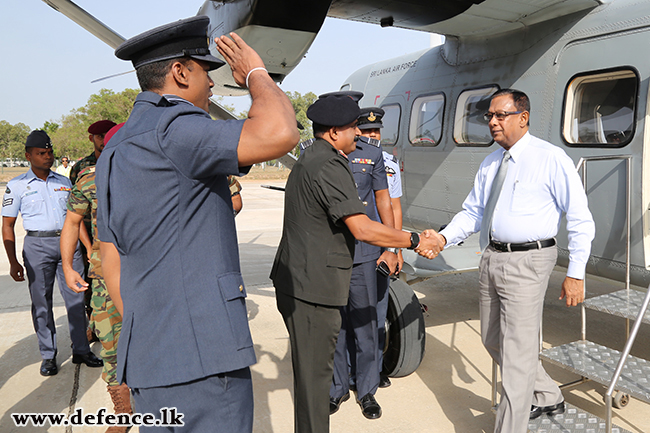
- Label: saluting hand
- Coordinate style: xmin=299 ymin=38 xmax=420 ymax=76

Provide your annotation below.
xmin=215 ymin=33 xmax=266 ymax=88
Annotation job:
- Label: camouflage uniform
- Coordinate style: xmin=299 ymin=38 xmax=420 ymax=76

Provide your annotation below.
xmin=228 ymin=175 xmax=242 ymax=196
xmin=69 ymin=151 xmax=97 ymax=185
xmin=67 ymin=166 xmax=122 ymax=385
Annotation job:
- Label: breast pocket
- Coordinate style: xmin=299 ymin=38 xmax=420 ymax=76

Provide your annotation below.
xmin=22 ymin=194 xmax=45 ymax=216
xmin=510 ymin=182 xmax=546 ymax=215
xmin=351 ymin=164 xmax=372 ymax=192
xmin=57 ymin=193 xmax=69 ymax=209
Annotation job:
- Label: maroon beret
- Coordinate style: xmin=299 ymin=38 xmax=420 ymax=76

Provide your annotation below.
xmin=88 ymin=120 xmax=117 ymax=135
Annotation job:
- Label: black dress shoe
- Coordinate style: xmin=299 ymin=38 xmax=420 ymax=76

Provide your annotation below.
xmin=72 ymin=351 xmax=103 ymax=368
xmin=530 ymin=401 xmax=565 ymax=420
xmin=329 ymin=392 xmax=350 ymax=415
xmin=357 ymin=393 xmax=382 ymax=419
xmin=379 ymin=374 xmax=391 ymax=388
xmin=40 ymin=358 xmax=58 ymax=376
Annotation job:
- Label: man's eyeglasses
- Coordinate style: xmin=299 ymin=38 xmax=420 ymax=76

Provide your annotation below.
xmin=483 ymin=111 xmax=523 ymax=121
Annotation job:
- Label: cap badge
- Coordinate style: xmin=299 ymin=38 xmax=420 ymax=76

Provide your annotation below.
xmin=368 ymin=112 xmax=376 ymax=122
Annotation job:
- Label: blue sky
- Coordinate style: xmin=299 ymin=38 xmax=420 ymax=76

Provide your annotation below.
xmin=1 ymin=0 xmax=436 ymax=129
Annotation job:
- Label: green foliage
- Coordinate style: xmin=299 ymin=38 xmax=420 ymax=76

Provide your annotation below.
xmin=41 ymin=121 xmax=59 ymax=135
xmin=285 ymin=91 xmax=317 ymax=156
xmin=49 ymin=88 xmax=138 ymax=159
xmin=0 ymin=121 xmax=30 ymax=160
xmin=1 ymin=89 xmax=320 ymax=162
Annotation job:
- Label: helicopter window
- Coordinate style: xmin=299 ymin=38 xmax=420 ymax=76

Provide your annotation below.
xmin=563 ymin=69 xmax=637 ymax=148
xmin=409 ymin=93 xmax=444 ymax=146
xmin=380 ymin=104 xmax=401 ymax=146
xmin=454 ymin=86 xmax=498 ymax=146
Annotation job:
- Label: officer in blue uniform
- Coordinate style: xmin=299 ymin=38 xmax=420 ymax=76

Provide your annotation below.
xmin=329 ymin=107 xmax=398 ymax=419
xmin=2 ymin=130 xmax=102 ymax=376
xmin=355 ymin=107 xmax=399 ymax=389
xmin=95 ymin=16 xmax=299 ymax=432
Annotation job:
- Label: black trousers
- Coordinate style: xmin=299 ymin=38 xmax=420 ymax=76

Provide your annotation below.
xmin=276 ymin=291 xmax=341 ymax=433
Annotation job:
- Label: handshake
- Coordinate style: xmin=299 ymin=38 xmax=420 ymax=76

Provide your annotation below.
xmin=415 ymin=229 xmax=446 ymax=259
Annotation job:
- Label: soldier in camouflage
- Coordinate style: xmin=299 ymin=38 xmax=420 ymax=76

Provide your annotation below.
xmin=69 ymin=120 xmax=116 ymax=185
xmin=228 ymin=175 xmax=243 ymax=216
xmin=61 ymin=125 xmax=132 ymax=433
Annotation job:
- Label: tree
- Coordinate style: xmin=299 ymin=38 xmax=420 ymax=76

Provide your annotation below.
xmin=0 ymin=121 xmax=30 ymax=160
xmin=41 ymin=121 xmax=59 ymax=136
xmin=50 ymin=88 xmax=138 ymax=159
xmin=285 ymin=91 xmax=317 ymax=156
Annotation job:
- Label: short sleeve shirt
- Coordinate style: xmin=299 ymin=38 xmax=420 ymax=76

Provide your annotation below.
xmin=66 ymin=166 xmax=101 ymax=278
xmin=2 ymin=169 xmax=72 ymax=231
xmin=70 ymin=152 xmax=97 ymax=185
xmin=271 ymin=139 xmax=366 ymax=306
xmin=95 ymin=91 xmax=255 ymax=388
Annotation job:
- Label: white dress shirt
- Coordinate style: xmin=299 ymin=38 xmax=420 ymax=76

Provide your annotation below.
xmin=440 ymin=132 xmax=595 ymax=279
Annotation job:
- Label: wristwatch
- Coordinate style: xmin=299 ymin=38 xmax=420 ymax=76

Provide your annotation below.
xmin=408 ymin=232 xmax=420 ymax=250
xmin=386 ymin=247 xmax=399 ymax=254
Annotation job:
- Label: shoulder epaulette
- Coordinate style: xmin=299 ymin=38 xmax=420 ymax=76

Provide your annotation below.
xmin=299 ymin=138 xmax=316 ymax=151
xmin=357 ymin=136 xmax=381 ymax=147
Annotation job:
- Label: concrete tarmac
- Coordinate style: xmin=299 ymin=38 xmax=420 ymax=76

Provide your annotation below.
xmin=1 ymin=180 xmax=649 ymax=432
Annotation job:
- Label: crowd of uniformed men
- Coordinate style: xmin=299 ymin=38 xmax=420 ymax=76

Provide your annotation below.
xmin=2 ymin=13 xmax=595 ymax=433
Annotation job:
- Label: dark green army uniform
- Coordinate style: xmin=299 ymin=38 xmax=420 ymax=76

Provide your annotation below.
xmin=69 ymin=151 xmax=97 ymax=185
xmin=67 ymin=166 xmax=122 ymax=385
xmin=271 ymin=138 xmax=366 ymax=433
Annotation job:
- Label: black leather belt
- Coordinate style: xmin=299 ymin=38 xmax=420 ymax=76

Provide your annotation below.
xmin=489 ymin=238 xmax=556 ymax=252
xmin=26 ymin=230 xmax=62 ymax=237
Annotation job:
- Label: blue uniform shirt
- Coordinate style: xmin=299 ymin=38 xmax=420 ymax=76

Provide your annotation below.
xmin=348 ymin=139 xmax=388 ymax=264
xmin=2 ymin=169 xmax=72 ymax=231
xmin=96 ymin=91 xmax=255 ymax=388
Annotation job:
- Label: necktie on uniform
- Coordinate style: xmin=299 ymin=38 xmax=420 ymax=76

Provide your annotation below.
xmin=479 ymin=150 xmax=511 ymax=251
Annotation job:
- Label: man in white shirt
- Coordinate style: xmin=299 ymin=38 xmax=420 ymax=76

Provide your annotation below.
xmin=55 ymin=157 xmax=71 ymax=178
xmin=435 ymin=88 xmax=595 ymax=433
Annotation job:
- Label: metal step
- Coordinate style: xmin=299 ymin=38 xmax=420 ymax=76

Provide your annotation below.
xmin=540 ymin=341 xmax=650 ymax=404
xmin=584 ymin=289 xmax=650 ymax=324
xmin=527 ymin=402 xmax=631 ymax=432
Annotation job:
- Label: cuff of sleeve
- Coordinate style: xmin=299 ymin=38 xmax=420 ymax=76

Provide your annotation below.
xmin=330 ymin=199 xmax=366 ymax=225
xmin=238 ymin=165 xmax=251 ymax=176
xmin=567 ymin=262 xmax=586 ymax=280
xmin=438 ymin=229 xmax=452 ymax=249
